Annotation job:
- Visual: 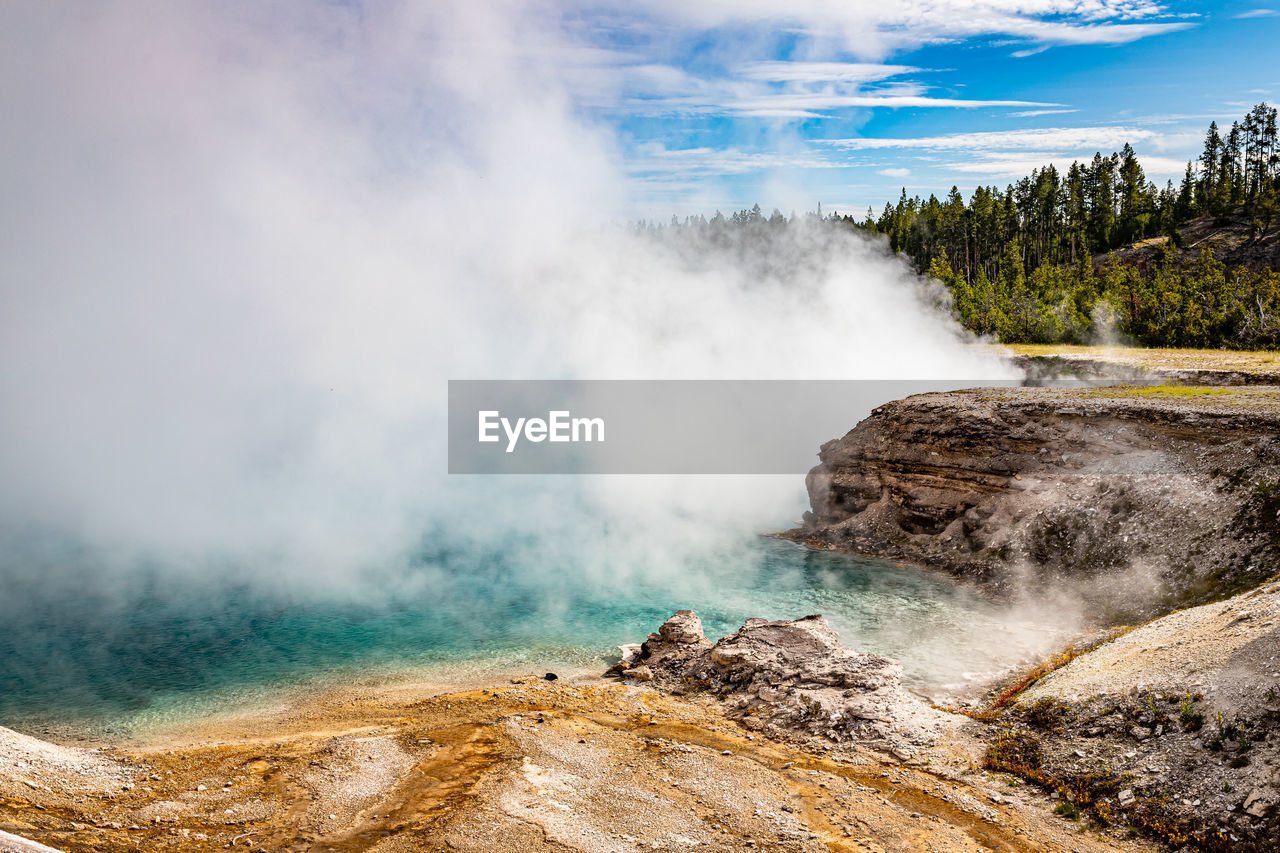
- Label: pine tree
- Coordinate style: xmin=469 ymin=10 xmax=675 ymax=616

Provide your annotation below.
xmin=1177 ymin=162 xmax=1197 ymax=222
xmin=1225 ymin=122 xmax=1243 ymax=205
xmin=1118 ymin=143 xmax=1148 ymax=243
xmin=1086 ymin=152 xmax=1116 ymax=249
xmin=1200 ymin=121 xmax=1222 ymax=212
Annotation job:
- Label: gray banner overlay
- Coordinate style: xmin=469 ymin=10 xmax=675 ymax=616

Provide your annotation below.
xmin=448 ymin=379 xmax=1036 ymax=474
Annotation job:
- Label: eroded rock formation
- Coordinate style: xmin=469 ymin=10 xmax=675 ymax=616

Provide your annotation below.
xmin=780 ymin=386 xmax=1280 ymax=615
xmin=616 ymin=610 xmax=948 ymax=751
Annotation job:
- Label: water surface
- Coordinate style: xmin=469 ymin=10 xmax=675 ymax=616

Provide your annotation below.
xmin=0 ymin=537 xmax=1070 ymax=737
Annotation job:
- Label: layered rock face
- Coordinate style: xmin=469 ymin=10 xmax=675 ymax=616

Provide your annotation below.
xmin=781 ymin=387 xmax=1280 ymax=615
xmin=619 ymin=610 xmax=947 ymax=751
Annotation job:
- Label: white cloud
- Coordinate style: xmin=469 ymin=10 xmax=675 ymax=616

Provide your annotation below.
xmin=987 ymin=19 xmax=1193 ymax=46
xmin=732 ymin=108 xmax=832 ymax=118
xmin=557 ymin=4 xmax=1206 ymax=207
xmin=945 ymin=156 xmax=1078 ymax=176
xmin=737 ymin=62 xmax=921 ymax=84
xmin=1233 ymin=8 xmax=1277 ymax=18
xmin=804 ymin=123 xmax=1194 ymax=187
xmin=819 ymin=126 xmax=1158 ymax=151
xmin=625 ymin=125 xmax=1192 ymax=183
xmin=1008 ymin=108 xmax=1079 ymax=117
xmin=627 ymin=145 xmax=841 ymax=176
xmin=556 ymin=2 xmax=1191 ymax=122
xmin=633 ymin=92 xmax=1057 ymax=116
xmin=1123 ymin=155 xmax=1195 ymax=177
xmin=580 ymin=1 xmax=1195 ymax=59
xmin=944 ymin=153 xmax=1190 ymax=179
xmin=731 ymin=93 xmax=1055 ymax=111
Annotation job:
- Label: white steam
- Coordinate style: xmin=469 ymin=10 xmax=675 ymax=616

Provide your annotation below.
xmin=0 ymin=1 xmax=1013 ymax=606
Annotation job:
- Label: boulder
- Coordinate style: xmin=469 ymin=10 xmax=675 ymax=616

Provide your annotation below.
xmin=627 ymin=665 xmax=653 ymax=682
xmin=1244 ymin=789 xmax=1271 ymax=818
xmin=618 ymin=611 xmax=944 ymax=748
xmin=658 ymin=610 xmax=706 ymax=645
xmin=617 ymin=643 xmax=642 ymax=663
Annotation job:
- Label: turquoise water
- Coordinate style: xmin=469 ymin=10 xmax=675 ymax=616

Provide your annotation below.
xmin=0 ymin=537 xmax=1071 ymax=737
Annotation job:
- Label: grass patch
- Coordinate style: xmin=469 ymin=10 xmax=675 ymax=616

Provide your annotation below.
xmin=1054 ymin=799 xmax=1081 ymax=819
xmin=1023 ymin=697 xmax=1072 ymax=731
xmin=1115 ymin=384 xmax=1233 ymax=397
xmin=1180 ymin=691 xmax=1204 ymax=731
xmin=983 ymin=730 xmax=1043 ymax=772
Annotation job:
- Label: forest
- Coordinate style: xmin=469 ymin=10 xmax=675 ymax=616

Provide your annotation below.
xmin=649 ymin=103 xmax=1280 ymax=350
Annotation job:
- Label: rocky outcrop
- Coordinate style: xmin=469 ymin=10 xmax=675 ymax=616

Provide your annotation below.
xmin=616 ymin=611 xmax=949 ymax=751
xmin=780 ymin=386 xmax=1280 ymax=617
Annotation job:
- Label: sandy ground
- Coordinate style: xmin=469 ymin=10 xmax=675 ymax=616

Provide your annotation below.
xmin=0 ymin=673 xmax=1157 ymax=853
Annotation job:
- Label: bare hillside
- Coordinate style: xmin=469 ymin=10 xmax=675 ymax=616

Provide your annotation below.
xmin=1101 ymin=212 xmax=1280 ymax=273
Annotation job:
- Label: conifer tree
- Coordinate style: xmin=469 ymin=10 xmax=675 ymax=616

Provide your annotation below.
xmin=1199 ymin=121 xmax=1222 ymax=211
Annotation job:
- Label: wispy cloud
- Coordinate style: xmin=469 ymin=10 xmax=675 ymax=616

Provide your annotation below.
xmin=562 ymin=2 xmax=1192 ymax=122
xmin=989 ymin=19 xmax=1194 ymax=47
xmin=617 ymin=81 xmax=1057 ymax=118
xmin=945 ymin=153 xmax=1190 ymax=178
xmin=626 ymin=145 xmax=842 ymax=177
xmin=1233 ymin=8 xmax=1277 ymax=18
xmin=1008 ymin=108 xmax=1079 ymax=117
xmin=818 ymin=126 xmax=1158 ymax=152
xmin=584 ymin=2 xmax=1195 ymax=57
xmin=736 ymin=62 xmax=920 ymax=84
xmin=807 ymin=124 xmax=1192 ymax=185
xmin=716 ymin=93 xmax=1057 ymax=114
xmin=1128 ymin=155 xmax=1197 ymax=176
xmin=553 ymin=1 xmax=1215 ymax=210
xmin=583 ymin=0 xmax=1198 ymax=59
xmin=624 ymin=125 xmax=1191 ymax=182
xmin=945 ymin=156 xmax=1073 ymax=176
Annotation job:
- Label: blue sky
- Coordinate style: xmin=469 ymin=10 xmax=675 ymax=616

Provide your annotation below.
xmin=547 ymin=1 xmax=1280 ymax=219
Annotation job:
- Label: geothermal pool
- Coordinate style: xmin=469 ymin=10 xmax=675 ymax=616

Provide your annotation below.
xmin=0 ymin=536 xmax=1075 ymax=737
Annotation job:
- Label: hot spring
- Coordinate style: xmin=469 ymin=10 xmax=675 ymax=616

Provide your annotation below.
xmin=0 ymin=531 xmax=1075 ymax=738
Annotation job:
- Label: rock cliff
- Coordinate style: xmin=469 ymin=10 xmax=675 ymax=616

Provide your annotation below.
xmin=781 ymin=386 xmax=1280 ymax=616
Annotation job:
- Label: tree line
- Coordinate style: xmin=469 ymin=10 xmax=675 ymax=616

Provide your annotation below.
xmin=844 ymin=102 xmax=1280 ymax=348
xmin=644 ymin=103 xmax=1280 ymax=349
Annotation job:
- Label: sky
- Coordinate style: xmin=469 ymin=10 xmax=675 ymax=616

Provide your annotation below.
xmin=546 ymin=0 xmax=1280 ymax=219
